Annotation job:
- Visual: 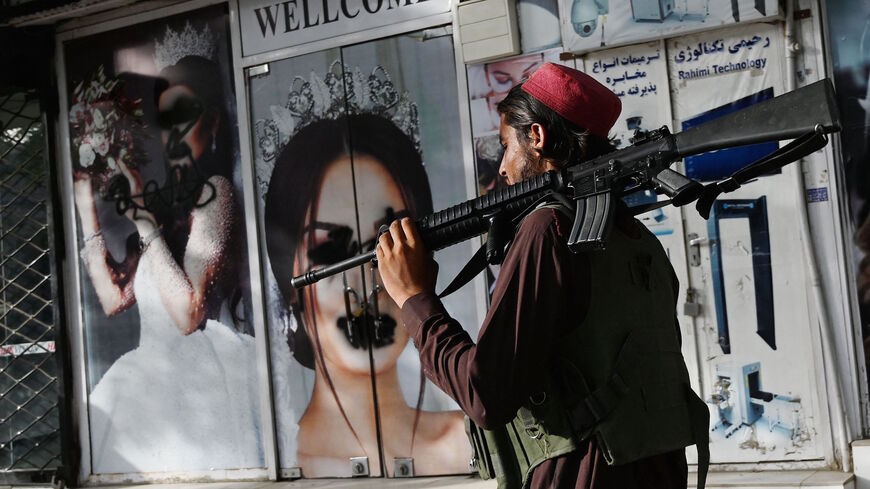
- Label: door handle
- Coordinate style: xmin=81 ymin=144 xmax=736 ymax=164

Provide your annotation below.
xmin=687 ymin=233 xmax=707 ymax=267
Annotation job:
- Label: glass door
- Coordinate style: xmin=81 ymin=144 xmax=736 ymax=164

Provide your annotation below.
xmin=249 ymin=28 xmax=479 ymax=478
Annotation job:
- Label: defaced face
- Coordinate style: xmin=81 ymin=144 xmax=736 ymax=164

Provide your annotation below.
xmin=157 ymin=84 xmax=215 ymax=168
xmin=296 ymin=154 xmax=411 ymax=375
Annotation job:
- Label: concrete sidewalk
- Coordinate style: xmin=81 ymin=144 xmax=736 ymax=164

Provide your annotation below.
xmin=68 ymin=470 xmax=855 ymax=489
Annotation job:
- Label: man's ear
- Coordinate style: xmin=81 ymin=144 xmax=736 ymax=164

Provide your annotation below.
xmin=528 ymin=123 xmax=546 ymax=151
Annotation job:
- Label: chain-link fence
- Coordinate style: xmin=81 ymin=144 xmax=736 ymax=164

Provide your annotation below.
xmin=0 ymin=90 xmax=61 ymax=478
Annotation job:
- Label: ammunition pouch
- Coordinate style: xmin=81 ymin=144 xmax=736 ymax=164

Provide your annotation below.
xmin=465 ymin=417 xmax=522 ymax=489
xmin=465 ymin=388 xmax=578 ymax=489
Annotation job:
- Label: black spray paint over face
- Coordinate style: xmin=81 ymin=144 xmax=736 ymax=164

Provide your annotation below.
xmin=337 ymin=312 xmax=396 ymax=349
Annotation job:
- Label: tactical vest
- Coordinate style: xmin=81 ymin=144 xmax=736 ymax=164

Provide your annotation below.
xmin=466 ymin=211 xmax=710 ymax=489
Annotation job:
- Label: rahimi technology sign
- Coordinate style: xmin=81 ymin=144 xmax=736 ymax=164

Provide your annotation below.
xmin=239 ymin=0 xmax=450 ymax=56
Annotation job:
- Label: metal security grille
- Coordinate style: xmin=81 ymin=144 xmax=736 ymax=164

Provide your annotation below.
xmin=0 ymin=90 xmax=61 ymax=477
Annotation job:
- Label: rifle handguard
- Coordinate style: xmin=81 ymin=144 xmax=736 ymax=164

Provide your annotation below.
xmin=291 ymin=171 xmax=564 ymax=288
xmin=418 ymin=171 xmax=564 ymax=251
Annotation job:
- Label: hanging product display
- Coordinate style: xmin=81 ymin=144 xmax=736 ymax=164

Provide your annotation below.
xmin=630 ymin=0 xmax=674 ymax=22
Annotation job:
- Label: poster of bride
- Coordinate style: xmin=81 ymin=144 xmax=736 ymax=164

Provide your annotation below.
xmin=63 ymin=4 xmax=263 ymax=473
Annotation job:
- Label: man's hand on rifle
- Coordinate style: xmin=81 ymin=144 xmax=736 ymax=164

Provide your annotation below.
xmin=376 ymin=217 xmax=439 ymax=308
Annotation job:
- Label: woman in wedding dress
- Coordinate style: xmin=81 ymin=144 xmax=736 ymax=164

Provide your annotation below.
xmin=73 ymin=51 xmax=262 ymax=473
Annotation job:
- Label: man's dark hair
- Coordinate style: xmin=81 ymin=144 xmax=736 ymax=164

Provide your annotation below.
xmin=497 ymin=83 xmax=616 ymax=168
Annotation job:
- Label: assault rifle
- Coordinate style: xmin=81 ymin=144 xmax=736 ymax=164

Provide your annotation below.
xmin=291 ymin=79 xmax=841 ymax=290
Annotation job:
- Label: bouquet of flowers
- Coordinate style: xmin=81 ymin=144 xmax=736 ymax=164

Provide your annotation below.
xmin=69 ymin=65 xmax=146 ymax=193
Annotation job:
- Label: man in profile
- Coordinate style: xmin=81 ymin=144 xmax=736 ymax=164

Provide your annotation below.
xmin=376 ymin=62 xmax=708 ymax=489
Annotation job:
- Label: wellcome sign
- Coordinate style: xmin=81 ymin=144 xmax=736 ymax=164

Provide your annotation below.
xmin=239 ymin=0 xmax=450 ymax=56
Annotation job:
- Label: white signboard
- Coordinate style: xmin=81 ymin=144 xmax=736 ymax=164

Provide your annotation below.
xmin=583 ymin=40 xmax=669 ymax=149
xmin=239 ymin=0 xmax=450 ymax=56
xmin=667 ymin=22 xmax=826 ymax=464
xmin=560 ymin=0 xmax=780 ymax=54
xmin=583 ymin=40 xmax=680 ymax=259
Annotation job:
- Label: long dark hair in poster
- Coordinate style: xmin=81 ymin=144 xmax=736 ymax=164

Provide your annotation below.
xmin=64 ymin=5 xmax=261 ymax=473
xmin=826 ymin=0 xmax=870 ymax=370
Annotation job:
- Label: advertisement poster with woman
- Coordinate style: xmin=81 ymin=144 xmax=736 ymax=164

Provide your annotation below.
xmin=824 ymin=0 xmax=870 ymax=375
xmin=250 ymin=31 xmax=480 ymax=477
xmin=63 ymin=5 xmax=261 ymax=473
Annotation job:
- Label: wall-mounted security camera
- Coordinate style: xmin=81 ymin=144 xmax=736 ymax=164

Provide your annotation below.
xmin=571 ymin=0 xmax=608 ymax=37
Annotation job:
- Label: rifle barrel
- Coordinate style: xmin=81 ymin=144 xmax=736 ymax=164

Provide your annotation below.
xmin=290 ymin=250 xmax=377 ymax=288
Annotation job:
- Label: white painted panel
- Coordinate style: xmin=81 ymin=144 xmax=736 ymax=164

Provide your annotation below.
xmin=667 ymin=21 xmax=826 ymax=463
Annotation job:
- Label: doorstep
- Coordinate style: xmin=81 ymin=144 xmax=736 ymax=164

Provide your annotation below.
xmin=689 ymin=470 xmax=855 ymax=488
xmin=80 ymin=478 xmax=494 ymax=489
xmin=70 ymin=470 xmax=855 ymax=489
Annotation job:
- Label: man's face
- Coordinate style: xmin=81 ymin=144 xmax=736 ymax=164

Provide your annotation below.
xmin=497 ymin=114 xmax=543 ymax=185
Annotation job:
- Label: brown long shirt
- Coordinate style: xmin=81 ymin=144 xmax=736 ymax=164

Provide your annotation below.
xmin=402 ymin=207 xmax=688 ymax=489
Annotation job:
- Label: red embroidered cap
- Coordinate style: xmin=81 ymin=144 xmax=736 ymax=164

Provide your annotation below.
xmin=522 ymin=62 xmax=622 ymax=138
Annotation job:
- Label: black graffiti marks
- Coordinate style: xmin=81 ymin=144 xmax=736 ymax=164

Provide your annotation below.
xmin=105 ymin=165 xmax=217 ymax=220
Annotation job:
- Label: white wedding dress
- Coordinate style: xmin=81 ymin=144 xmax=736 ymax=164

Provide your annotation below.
xmin=88 ymin=255 xmax=264 ymax=473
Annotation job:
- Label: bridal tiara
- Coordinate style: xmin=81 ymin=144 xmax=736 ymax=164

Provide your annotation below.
xmin=154 ymin=21 xmax=217 ymax=71
xmin=254 ymin=60 xmax=421 ymax=167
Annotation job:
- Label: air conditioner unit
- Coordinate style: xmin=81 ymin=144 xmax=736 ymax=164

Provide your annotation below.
xmin=456 ymin=0 xmax=520 ymax=64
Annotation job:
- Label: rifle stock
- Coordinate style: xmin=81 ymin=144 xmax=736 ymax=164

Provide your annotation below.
xmin=291 ymin=79 xmax=841 ymax=289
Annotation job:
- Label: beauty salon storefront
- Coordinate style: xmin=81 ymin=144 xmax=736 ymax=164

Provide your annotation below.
xmin=1 ymin=0 xmax=866 ymax=485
